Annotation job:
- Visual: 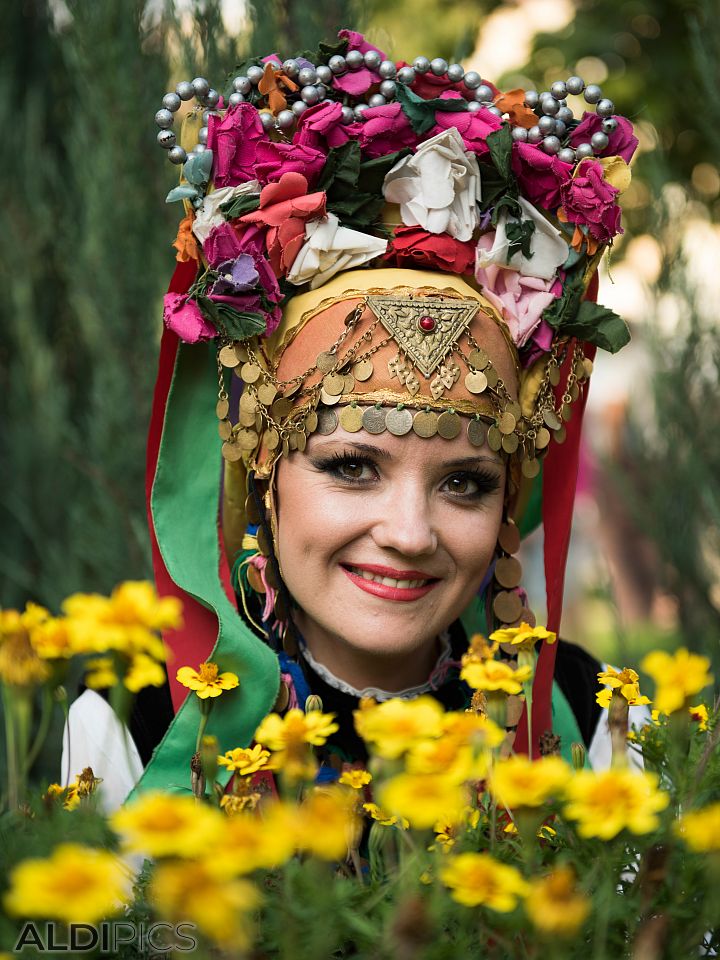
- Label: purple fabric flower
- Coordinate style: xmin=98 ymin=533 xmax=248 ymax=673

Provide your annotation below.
xmin=203 ymin=222 xmax=244 ymax=268
xmin=294 ymin=101 xmax=357 ymax=151
xmin=211 ymin=255 xmax=260 ymax=296
xmin=255 ymin=140 xmax=326 ymax=186
xmin=559 ymin=159 xmax=622 ymax=243
xmin=331 ymin=30 xmax=384 ymax=96
xmin=426 ymin=106 xmax=502 ymax=156
xmin=511 ymin=142 xmax=573 ymax=210
xmin=206 ymin=103 xmax=267 ymax=187
xmin=162 ymin=293 xmax=216 ymax=343
xmin=358 ymin=102 xmax=419 ymax=158
xmin=570 ymin=112 xmax=638 ymax=163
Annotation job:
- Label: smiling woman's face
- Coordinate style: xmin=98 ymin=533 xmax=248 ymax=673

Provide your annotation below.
xmin=274 ymin=419 xmax=507 ymax=691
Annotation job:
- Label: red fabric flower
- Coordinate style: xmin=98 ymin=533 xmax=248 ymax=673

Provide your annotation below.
xmin=255 ymin=140 xmax=326 ymax=187
xmin=511 ymin=142 xmax=573 ymax=210
xmin=426 ymin=106 xmax=502 ymax=156
xmin=239 ymin=172 xmax=326 ymax=276
xmin=569 ymin=112 xmax=638 ymax=164
xmin=331 ymin=30 xmax=385 ymax=96
xmin=357 ymin=102 xmax=419 ymax=158
xmin=559 ymin=159 xmax=622 ymax=244
xmin=384 ymin=226 xmax=475 ymax=275
xmin=206 ymin=103 xmax=267 ymax=187
xmin=294 ymin=101 xmax=357 ymax=151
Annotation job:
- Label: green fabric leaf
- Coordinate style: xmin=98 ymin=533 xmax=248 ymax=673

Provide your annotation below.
xmin=505 ymin=218 xmax=535 ymax=261
xmin=317 ymin=140 xmax=361 ymax=194
xmin=395 ymin=82 xmax=468 ymax=135
xmin=198 ymin=297 xmax=267 ymax=340
xmin=486 ymin=124 xmax=514 ymax=184
xmin=220 ymin=193 xmax=261 ymax=220
xmin=166 ymin=185 xmax=199 ymax=204
xmin=561 ymin=301 xmax=631 ymax=353
xmin=478 ymin=163 xmax=509 ymax=211
xmin=319 ymin=141 xmax=387 ymax=229
xmin=183 ymin=150 xmax=214 ymax=188
xmin=357 ymin=150 xmax=411 ymax=194
xmin=542 ymin=268 xmax=586 ymax=331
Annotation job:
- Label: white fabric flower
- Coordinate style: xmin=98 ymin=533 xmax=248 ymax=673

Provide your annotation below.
xmin=286 ymin=213 xmax=388 ymax=289
xmin=191 ymin=181 xmax=260 ymax=244
xmin=475 ymin=196 xmax=569 ymax=281
xmin=382 ymin=128 xmax=481 ymax=242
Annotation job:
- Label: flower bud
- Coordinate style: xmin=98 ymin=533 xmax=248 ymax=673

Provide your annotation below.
xmin=305 ymin=694 xmax=324 ymax=713
xmin=571 ymin=741 xmax=586 ymax=770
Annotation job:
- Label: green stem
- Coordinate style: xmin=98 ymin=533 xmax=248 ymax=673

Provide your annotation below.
xmin=23 ymin=686 xmax=54 ymax=776
xmin=3 ymin=686 xmax=19 ymax=811
xmin=195 ymin=709 xmax=210 ymax=754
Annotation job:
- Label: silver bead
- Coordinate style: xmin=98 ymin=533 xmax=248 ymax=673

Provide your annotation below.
xmin=316 ymin=64 xmax=333 ymax=84
xmin=487 ymin=105 xmax=503 ymax=116
xmin=397 ymin=66 xmax=416 ymax=85
xmin=202 ymin=109 xmax=213 ymax=124
xmin=155 ymin=108 xmax=174 ymax=129
xmin=192 ymin=143 xmax=206 ymax=154
xmin=447 ymin=63 xmax=465 ymax=82
xmin=463 ymin=71 xmax=481 ymax=89
xmin=584 ymin=83 xmax=602 ymax=104
xmin=259 ymin=112 xmax=276 ymax=132
xmin=205 ymin=89 xmax=220 ymax=108
xmin=300 ymin=85 xmax=321 ymax=105
xmin=379 ymin=79 xmax=397 ymax=99
xmin=413 ymin=56 xmax=430 ymax=74
xmin=162 ymin=92 xmax=182 ymax=112
xmin=565 ymin=75 xmax=585 ymax=95
xmin=341 ymin=105 xmax=355 ymax=124
xmin=550 ymin=80 xmax=567 ymax=99
xmin=316 ymin=84 xmax=328 ymax=100
xmin=538 ymin=115 xmax=556 ymax=135
xmin=554 ymin=119 xmax=567 ymax=138
xmin=282 ymin=59 xmax=299 ymax=78
xmin=292 ymin=100 xmax=308 ymax=117
xmin=542 ymin=135 xmax=561 ymax=155
xmin=345 ymin=49 xmax=364 ymax=70
xmin=298 ymin=66 xmax=317 ymax=86
xmin=246 ymin=65 xmax=264 ymax=85
xmin=556 ymin=106 xmax=574 ymax=123
xmin=157 ymin=129 xmax=176 ymax=148
xmin=168 ymin=145 xmax=187 ymax=164
xmin=379 ymin=60 xmax=397 ymax=79
xmin=467 ymin=101 xmax=482 ymax=113
xmin=353 ymin=104 xmax=369 ymax=120
xmin=541 ymin=96 xmax=559 ymax=116
xmin=524 ymin=89 xmax=539 ymax=109
xmin=364 ymin=49 xmax=382 ymax=70
xmin=528 ymin=125 xmax=543 ymax=144
xmin=368 ymin=93 xmax=386 ymax=108
xmin=176 ymin=80 xmax=194 ymax=101
xmin=602 ymin=117 xmax=618 ymax=134
xmin=476 ymin=84 xmax=494 ymax=102
xmin=430 ymin=57 xmax=448 ymax=76
xmin=328 ymin=55 xmax=346 ymax=75
xmin=228 ymin=92 xmax=245 ymax=107
xmin=276 ymin=109 xmax=295 ymax=130
xmin=596 ymin=98 xmax=614 ymax=118
xmin=575 ymin=142 xmax=594 ymax=160
xmin=192 ymin=77 xmax=210 ymax=98
xmin=558 ymin=147 xmax=576 ymax=164
xmin=512 ymin=126 xmax=529 ymax=142
xmin=198 ymin=125 xmax=209 ymax=144
xmin=233 ymin=76 xmax=251 ymax=95
xmin=591 ymin=131 xmax=609 ymax=152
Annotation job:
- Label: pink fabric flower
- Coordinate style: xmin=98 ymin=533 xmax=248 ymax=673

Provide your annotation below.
xmin=427 ymin=106 xmax=502 ymax=156
xmin=331 ymin=30 xmax=384 ymax=96
xmin=203 ymin=222 xmax=244 ymax=268
xmin=239 ymin=172 xmax=326 ymax=276
xmin=294 ymin=101 xmax=357 ymax=151
xmin=522 ymin=318 xmax=554 ymax=366
xmin=162 ymin=293 xmax=216 ymax=343
xmin=511 ymin=142 xmax=573 ymax=210
xmin=206 ymin=103 xmax=267 ymax=188
xmin=475 ymin=233 xmax=562 ymax=346
xmin=570 ymin=112 xmax=638 ymax=164
xmin=255 ymin=140 xmax=326 ymax=186
xmin=384 ymin=226 xmax=475 ymax=275
xmin=559 ymin=159 xmax=622 ymax=243
xmin=358 ymin=102 xmax=419 ymax=158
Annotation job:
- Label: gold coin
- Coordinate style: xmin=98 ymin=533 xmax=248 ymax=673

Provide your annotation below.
xmin=518 ymin=607 xmax=536 ymax=628
xmin=240 ymin=362 xmax=262 ymax=383
xmin=467 ymin=419 xmax=487 ymax=447
xmin=569 ymin=383 xmax=580 ymax=401
xmin=237 ymin=428 xmax=259 ymax=451
xmin=498 ymin=521 xmax=520 ymax=554
xmin=296 ymin=430 xmax=307 ymax=452
xmin=305 ymin=410 xmax=318 ymax=433
xmin=499 ymin=412 xmax=517 ymax=435
xmin=535 ymin=427 xmax=551 ymax=449
xmin=282 ymin=438 xmax=290 ymax=457
xmin=386 ymin=407 xmax=413 ymax=436
xmin=273 ymin=681 xmax=290 ymax=713
xmin=283 ymin=381 xmax=301 ymax=398
xmin=412 ymin=410 xmax=438 ymax=438
xmin=493 ymin=590 xmax=523 ymax=624
xmin=257 ymin=382 xmax=278 ymax=406
xmin=561 ymin=402 xmax=573 ymax=422
xmin=256 ymin=526 xmax=271 ymax=557
xmin=583 ymin=358 xmax=594 ymax=377
xmin=234 ymin=343 xmax=249 ymax=363
xmin=574 ymin=359 xmax=586 ymax=380
xmin=522 ymin=457 xmax=540 ymax=479
xmin=264 ymin=562 xmax=279 ymax=589
xmin=323 ymin=372 xmax=345 ymax=396
xmin=555 ymin=425 xmax=567 ymax=444
xmin=219 ymin=344 xmax=240 ymax=368
xmin=316 ymin=408 xmax=338 ymax=435
xmin=288 ymin=431 xmax=298 ymax=451
xmin=506 ymin=401 xmax=522 ymax=421
xmin=465 ymin=371 xmax=488 ymax=394
xmin=247 ymin=562 xmax=266 ymax=594
xmin=468 ymin=348 xmax=489 ymax=370
xmin=487 ymin=426 xmax=502 ymax=451
xmin=218 ymin=419 xmax=232 ymax=441
xmin=437 ymin=411 xmax=461 ymax=440
xmin=548 ymin=365 xmax=560 ymax=386
xmin=495 ymin=556 xmax=523 ymax=589
xmin=239 ymin=408 xmax=257 ymax=427
xmin=342 ymin=373 xmax=356 ymax=395
xmin=221 ymin=440 xmax=242 ymax=462
xmin=502 ymin=433 xmax=519 ymax=454
xmin=240 ymin=390 xmax=258 ymax=413
xmin=543 ymin=409 xmax=562 ymax=430
xmin=362 ymin=407 xmax=387 ymax=434
xmin=316 ymin=351 xmax=338 ymax=373
xmin=339 ymin=405 xmax=364 ymax=433
xmin=245 ymin=493 xmax=261 ymax=525
xmin=266 ymin=428 xmax=280 ymax=450
xmin=272 ymin=397 xmax=294 ymax=419
xmin=216 ymin=398 xmax=230 ymax=420
xmin=352 ymin=358 xmax=374 ymax=382
xmin=320 ymin=388 xmax=340 ymax=406
xmin=485 ymin=366 xmax=499 ymax=388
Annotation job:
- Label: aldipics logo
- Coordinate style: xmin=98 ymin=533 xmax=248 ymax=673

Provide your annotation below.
xmin=13 ymin=921 xmax=198 ymax=954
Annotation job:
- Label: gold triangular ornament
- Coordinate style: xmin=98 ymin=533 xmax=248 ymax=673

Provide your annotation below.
xmin=367 ymin=295 xmax=480 ymax=378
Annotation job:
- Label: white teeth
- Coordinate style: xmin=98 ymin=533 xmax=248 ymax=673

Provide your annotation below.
xmin=361 ymin=570 xmax=373 ymax=581
xmin=348 ymin=566 xmax=429 ymax=589
xmin=397 ymin=580 xmax=411 ymax=589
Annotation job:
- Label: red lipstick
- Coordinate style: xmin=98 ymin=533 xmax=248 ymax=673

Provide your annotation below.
xmin=340 ymin=563 xmax=440 ymax=603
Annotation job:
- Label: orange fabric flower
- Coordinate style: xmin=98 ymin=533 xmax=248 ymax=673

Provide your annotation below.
xmin=258 ymin=63 xmax=299 ymax=115
xmin=495 ymin=89 xmax=538 ymax=130
xmin=556 ymin=208 xmax=600 ymax=256
xmin=172 ymin=212 xmax=200 ymax=263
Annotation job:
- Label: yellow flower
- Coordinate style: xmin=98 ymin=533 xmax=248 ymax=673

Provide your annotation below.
xmin=217 ymin=744 xmax=271 ymax=776
xmin=675 ymin=803 xmax=720 ymax=853
xmin=31 ymin=617 xmax=76 ymax=660
xmin=125 ymin=653 xmax=166 ymax=693
xmin=220 ymin=794 xmax=261 ymax=816
xmin=254 ymin=708 xmax=338 ymax=749
xmin=688 ymin=703 xmax=709 ymax=731
xmin=465 ymin=634 xmax=499 ymax=660
xmin=84 ymin=657 xmax=119 ymax=690
xmin=212 ymin=803 xmax=297 ymax=875
xmin=339 ymin=769 xmax=372 ymax=789
xmin=503 ymin=821 xmax=557 ymax=840
xmin=525 ymin=866 xmax=590 ymax=936
xmin=150 ymin=860 xmax=259 ymax=948
xmin=0 ymin=609 xmax=50 ymax=687
xmin=441 ymin=852 xmax=529 ymax=911
xmin=106 ymin=580 xmax=182 ymax=631
xmin=110 ymin=791 xmax=225 ymax=858
xmin=460 ymin=659 xmax=532 ymax=694
xmin=433 ymin=807 xmax=481 ymax=849
xmin=45 ymin=782 xmax=80 ymax=811
xmin=363 ymin=802 xmax=409 ymax=830
xmin=641 ymin=648 xmax=713 ymax=715
xmin=489 ymin=755 xmax=571 ymax=810
xmin=4 ymin=844 xmax=131 ymax=923
xmin=296 ymin=789 xmax=361 ymax=859
xmin=353 ymin=696 xmax=445 ymax=759
xmin=596 ymin=666 xmax=651 ymax=707
xmin=406 ymin=737 xmax=487 ymax=785
xmin=176 ymin=661 xmax=239 ymax=699
xmin=490 ymin=622 xmax=557 ymax=653
xmin=75 ymin=766 xmax=103 ymax=799
xmin=564 ymin=768 xmax=669 ymax=839
xmin=378 ymin=773 xmax=468 ymax=830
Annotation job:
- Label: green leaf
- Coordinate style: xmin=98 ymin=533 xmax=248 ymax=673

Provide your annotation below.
xmin=486 ymin=124 xmax=514 ymax=184
xmin=358 ymin=149 xmax=411 ymax=194
xmin=395 ymin=83 xmax=468 ymax=135
xmin=316 ymin=37 xmax=349 ymax=61
xmin=183 ymin=149 xmax=213 ymax=188
xmin=166 ymin=185 xmax=199 ymax=204
xmin=317 ymin=140 xmax=361 ymax=194
xmin=220 ymin=193 xmax=261 ymax=220
xmin=505 ymin=218 xmax=536 ymax=261
xmin=561 ymin=301 xmax=631 ymax=353
xmin=199 ymin=297 xmax=267 ymax=340
xmin=319 ymin=141 xmax=388 ymax=229
xmin=542 ymin=268 xmax=586 ymax=331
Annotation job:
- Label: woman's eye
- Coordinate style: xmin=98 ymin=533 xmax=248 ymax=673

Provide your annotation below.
xmin=442 ymin=472 xmax=500 ymax=499
xmin=337 ymin=460 xmax=372 ymax=481
xmin=445 ymin=475 xmax=474 ymax=495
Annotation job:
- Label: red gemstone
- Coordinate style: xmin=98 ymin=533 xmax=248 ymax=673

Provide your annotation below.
xmin=419 ymin=315 xmax=436 ymax=333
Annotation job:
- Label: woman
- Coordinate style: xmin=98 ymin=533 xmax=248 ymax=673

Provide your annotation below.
xmin=63 ymin=31 xmax=645 ymax=804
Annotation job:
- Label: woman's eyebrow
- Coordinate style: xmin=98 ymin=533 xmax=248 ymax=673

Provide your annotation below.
xmin=311 ymin=442 xmax=503 ymax=470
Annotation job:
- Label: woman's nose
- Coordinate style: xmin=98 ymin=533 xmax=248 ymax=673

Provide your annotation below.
xmin=370 ymin=486 xmax=438 ymax=558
